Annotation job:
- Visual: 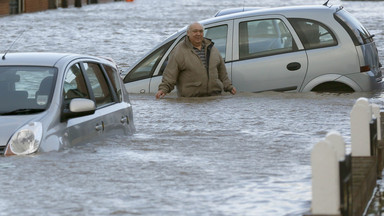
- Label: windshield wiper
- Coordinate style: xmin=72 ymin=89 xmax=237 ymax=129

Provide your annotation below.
xmin=0 ymin=108 xmax=45 ymax=115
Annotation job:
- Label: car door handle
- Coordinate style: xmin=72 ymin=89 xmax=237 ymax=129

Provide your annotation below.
xmin=120 ymin=116 xmax=128 ymax=124
xmin=95 ymin=122 xmax=104 ymax=131
xmin=287 ymin=62 xmax=301 ymax=71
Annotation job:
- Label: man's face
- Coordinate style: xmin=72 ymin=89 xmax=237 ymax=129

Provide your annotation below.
xmin=187 ymin=23 xmax=204 ymax=47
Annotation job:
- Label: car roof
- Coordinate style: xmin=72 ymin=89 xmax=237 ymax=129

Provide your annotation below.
xmin=202 ymin=5 xmax=339 ymax=25
xmin=0 ymin=52 xmax=113 ymax=67
xmin=170 ymin=5 xmax=339 ymax=36
xmin=214 ymin=7 xmax=264 ymax=17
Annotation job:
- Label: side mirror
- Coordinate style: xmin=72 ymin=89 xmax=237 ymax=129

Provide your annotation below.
xmin=61 ymin=98 xmax=96 ymax=122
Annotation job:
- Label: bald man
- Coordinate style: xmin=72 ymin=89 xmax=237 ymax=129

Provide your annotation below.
xmin=156 ymin=22 xmax=236 ymax=98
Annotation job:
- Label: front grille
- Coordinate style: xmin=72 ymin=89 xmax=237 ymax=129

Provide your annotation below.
xmin=0 ymin=146 xmax=5 ymax=155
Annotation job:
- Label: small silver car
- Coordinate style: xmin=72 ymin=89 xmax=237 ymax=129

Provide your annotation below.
xmin=0 ymin=52 xmax=135 ymax=156
xmin=123 ymin=4 xmax=383 ymax=93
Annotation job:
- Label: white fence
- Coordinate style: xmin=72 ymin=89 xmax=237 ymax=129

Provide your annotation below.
xmin=309 ymin=97 xmax=382 ymax=216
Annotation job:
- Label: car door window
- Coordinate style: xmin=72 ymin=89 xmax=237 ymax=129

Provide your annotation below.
xmin=205 ymin=25 xmax=228 ymax=60
xmin=103 ymin=65 xmax=122 ymax=102
xmin=239 ymin=19 xmax=295 ymax=59
xmin=289 ymin=18 xmax=338 ymax=49
xmin=157 ymin=37 xmax=185 ymax=76
xmin=124 ymin=40 xmax=174 ymax=82
xmin=83 ymin=62 xmax=113 ymax=107
xmin=64 ymin=64 xmax=89 ymax=101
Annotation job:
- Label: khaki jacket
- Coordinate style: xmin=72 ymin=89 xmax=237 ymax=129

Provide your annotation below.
xmin=158 ymin=37 xmax=234 ymax=97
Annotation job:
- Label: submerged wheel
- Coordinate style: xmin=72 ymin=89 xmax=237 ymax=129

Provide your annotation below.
xmin=311 ymin=82 xmax=354 ymax=93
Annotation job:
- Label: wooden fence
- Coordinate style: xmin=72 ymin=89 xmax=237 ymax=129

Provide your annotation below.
xmin=306 ymin=97 xmax=384 ymax=216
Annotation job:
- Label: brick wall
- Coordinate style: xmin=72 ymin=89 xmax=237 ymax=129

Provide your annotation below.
xmin=98 ymin=0 xmax=112 ymax=3
xmin=0 ymin=0 xmax=9 ymax=16
xmin=0 ymin=0 xmax=121 ymax=16
xmin=60 ymin=0 xmax=88 ymax=8
xmin=25 ymin=0 xmax=49 ymax=13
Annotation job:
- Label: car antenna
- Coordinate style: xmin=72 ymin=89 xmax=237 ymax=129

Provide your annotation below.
xmin=2 ymin=30 xmax=25 ymax=60
xmin=323 ymin=0 xmax=330 ymax=6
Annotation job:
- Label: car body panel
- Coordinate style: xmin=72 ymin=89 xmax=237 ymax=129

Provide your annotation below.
xmin=357 ymin=42 xmax=382 ymax=77
xmin=230 ymin=14 xmax=308 ymax=92
xmin=301 ymin=74 xmax=362 ymax=92
xmin=0 ymin=116 xmax=37 ymax=145
xmin=149 ymin=76 xmax=164 ymax=94
xmin=231 ymin=52 xmax=308 ymax=92
xmin=299 ymin=45 xmax=360 ymax=91
xmin=64 ymin=108 xmax=105 ymax=146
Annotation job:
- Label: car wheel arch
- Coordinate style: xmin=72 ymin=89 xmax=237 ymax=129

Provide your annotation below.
xmin=301 ymin=74 xmax=361 ymax=92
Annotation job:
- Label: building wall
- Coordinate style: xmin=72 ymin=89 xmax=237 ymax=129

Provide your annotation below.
xmin=0 ymin=0 xmax=10 ymax=16
xmin=24 ymin=0 xmax=49 ymax=13
xmin=98 ymin=0 xmax=114 ymax=3
xmin=0 ymin=0 xmax=121 ymax=16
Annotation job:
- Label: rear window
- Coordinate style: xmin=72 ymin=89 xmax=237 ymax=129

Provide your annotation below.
xmin=334 ymin=9 xmax=374 ymax=45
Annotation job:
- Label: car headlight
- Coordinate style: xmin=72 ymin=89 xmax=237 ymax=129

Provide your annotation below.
xmin=6 ymin=122 xmax=43 ymax=156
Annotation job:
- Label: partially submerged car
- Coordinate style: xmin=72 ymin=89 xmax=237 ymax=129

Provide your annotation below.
xmin=0 ymin=52 xmax=135 ymax=156
xmin=123 ymin=4 xmax=383 ymax=93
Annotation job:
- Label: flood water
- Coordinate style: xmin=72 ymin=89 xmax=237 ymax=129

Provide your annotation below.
xmin=1 ymin=0 xmax=384 ymax=215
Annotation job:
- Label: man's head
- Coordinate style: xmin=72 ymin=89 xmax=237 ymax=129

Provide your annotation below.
xmin=187 ymin=22 xmax=204 ymax=48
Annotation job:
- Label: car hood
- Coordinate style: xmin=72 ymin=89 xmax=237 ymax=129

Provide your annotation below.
xmin=0 ymin=116 xmax=35 ymax=146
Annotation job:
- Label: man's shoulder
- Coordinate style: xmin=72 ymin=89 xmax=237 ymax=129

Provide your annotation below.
xmin=204 ymin=39 xmax=220 ymax=53
xmin=173 ymin=38 xmax=190 ymax=52
xmin=203 ymin=37 xmax=213 ymax=43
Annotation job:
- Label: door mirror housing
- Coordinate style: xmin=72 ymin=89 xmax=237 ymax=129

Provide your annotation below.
xmin=61 ymin=98 xmax=96 ymax=122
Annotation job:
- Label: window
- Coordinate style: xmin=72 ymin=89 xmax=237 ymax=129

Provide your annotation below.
xmin=124 ymin=40 xmax=175 ymax=82
xmin=334 ymin=9 xmax=374 ymax=45
xmin=158 ymin=38 xmax=185 ymax=76
xmin=83 ymin=62 xmax=113 ymax=107
xmin=205 ymin=25 xmax=228 ymax=60
xmin=289 ymin=18 xmax=337 ymax=49
xmin=14 ymin=68 xmax=55 ymax=100
xmin=239 ymin=19 xmax=295 ymax=59
xmin=0 ymin=66 xmax=56 ymax=111
xmin=64 ymin=64 xmax=89 ymax=101
xmin=104 ymin=65 xmax=122 ymax=102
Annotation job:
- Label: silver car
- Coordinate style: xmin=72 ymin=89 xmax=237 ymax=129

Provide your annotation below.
xmin=0 ymin=52 xmax=135 ymax=156
xmin=123 ymin=4 xmax=383 ymax=93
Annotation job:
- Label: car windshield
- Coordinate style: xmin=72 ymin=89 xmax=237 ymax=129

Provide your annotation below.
xmin=0 ymin=66 xmax=57 ymax=115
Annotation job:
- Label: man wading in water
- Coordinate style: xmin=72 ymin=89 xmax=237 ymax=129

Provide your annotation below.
xmin=156 ymin=22 xmax=236 ymax=99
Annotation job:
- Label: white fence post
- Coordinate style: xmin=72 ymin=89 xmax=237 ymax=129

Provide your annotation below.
xmin=311 ymin=132 xmax=345 ymax=215
xmin=371 ymin=103 xmax=381 ymax=141
xmin=351 ymin=97 xmax=372 ymax=156
xmin=326 ymin=131 xmax=346 ymax=161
